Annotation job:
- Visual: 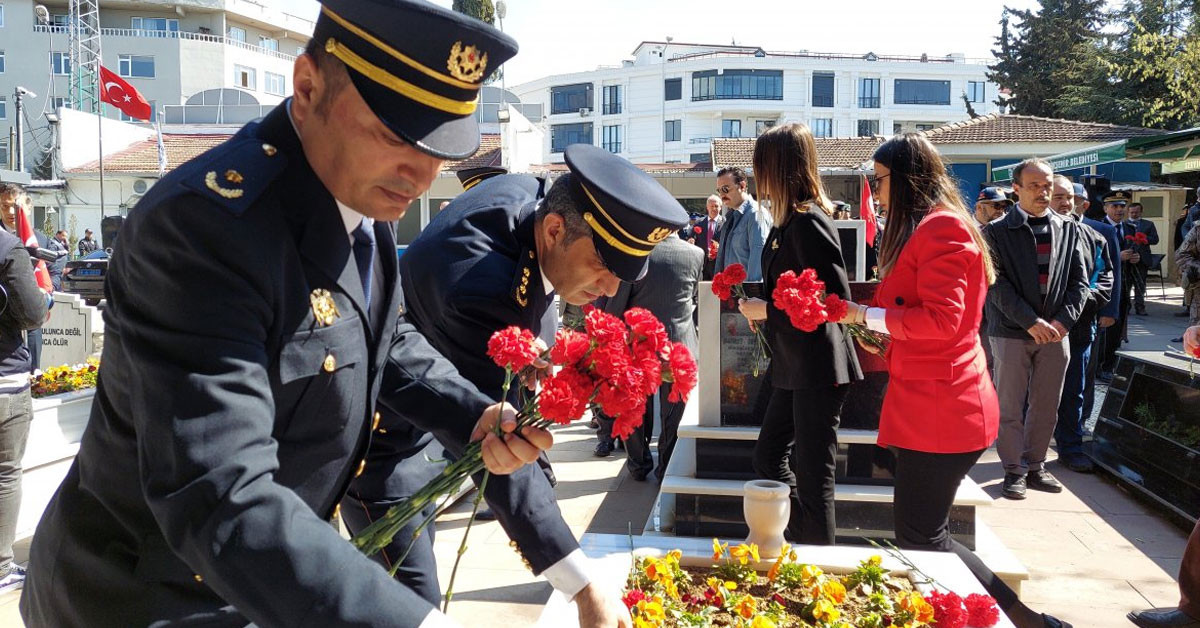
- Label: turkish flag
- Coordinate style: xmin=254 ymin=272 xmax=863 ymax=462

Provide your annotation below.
xmin=100 ymin=65 xmax=152 ymax=121
xmin=15 ymin=206 xmax=53 ymax=294
xmin=860 ymin=175 xmax=878 ymax=247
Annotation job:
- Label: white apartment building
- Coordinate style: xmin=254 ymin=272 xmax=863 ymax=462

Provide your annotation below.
xmin=511 ymin=41 xmax=1001 ymax=165
xmin=0 ymin=0 xmax=312 ymax=166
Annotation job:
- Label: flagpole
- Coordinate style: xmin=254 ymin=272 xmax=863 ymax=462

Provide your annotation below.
xmin=98 ymin=103 xmax=105 ymax=221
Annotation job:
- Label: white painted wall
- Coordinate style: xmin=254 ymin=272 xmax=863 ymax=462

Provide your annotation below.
xmin=58 ymin=108 xmax=155 ymax=171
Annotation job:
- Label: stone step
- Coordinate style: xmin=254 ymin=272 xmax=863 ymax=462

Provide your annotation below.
xmin=659 ymin=474 xmax=991 ymax=507
xmin=680 ymin=424 xmax=880 ymax=444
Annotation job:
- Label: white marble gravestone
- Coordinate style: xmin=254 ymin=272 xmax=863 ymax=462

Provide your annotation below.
xmin=39 ymin=292 xmax=103 ymax=368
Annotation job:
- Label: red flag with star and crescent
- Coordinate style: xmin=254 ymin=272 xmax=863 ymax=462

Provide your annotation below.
xmin=860 ymin=175 xmax=878 ymax=246
xmin=99 ymin=65 xmax=152 ymax=121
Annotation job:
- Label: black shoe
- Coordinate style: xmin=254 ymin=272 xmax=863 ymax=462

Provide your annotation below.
xmin=593 ymin=441 xmax=613 ymax=457
xmin=1176 ymin=311 xmax=1191 ymax=317
xmin=1027 ymin=470 xmax=1064 ymax=493
xmin=614 ymin=438 xmax=625 ymax=451
xmin=628 ymin=468 xmax=650 ymax=482
xmin=1127 ymin=608 xmax=1200 ymax=628
xmin=1002 ymin=473 xmax=1027 ymax=499
xmin=1061 ymin=454 xmax=1095 ymax=473
xmin=1043 ymin=613 xmax=1073 ymax=628
xmin=1174 ymin=337 xmax=1185 ymax=343
xmin=474 ymin=507 xmax=497 ymax=521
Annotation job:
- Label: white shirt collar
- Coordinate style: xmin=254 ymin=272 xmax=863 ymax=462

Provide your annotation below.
xmin=336 ymin=200 xmax=373 ymax=243
xmin=540 ymin=261 xmax=554 ymax=296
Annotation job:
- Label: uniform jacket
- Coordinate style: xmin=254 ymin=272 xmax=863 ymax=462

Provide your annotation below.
xmin=602 ymin=234 xmax=702 ymax=354
xmin=873 ymin=210 xmax=999 ymax=453
xmin=715 ymin=199 xmax=770 ymax=281
xmin=0 ymin=229 xmax=48 ymax=380
xmin=761 ymin=206 xmax=862 ymax=390
xmin=1124 ymin=217 xmax=1159 ymax=269
xmin=22 ymin=103 xmax=494 ymax=628
xmin=982 ymin=206 xmax=1089 ymax=339
xmin=1084 ymin=217 xmax=1121 ymax=320
xmin=376 ymin=173 xmax=579 ymax=576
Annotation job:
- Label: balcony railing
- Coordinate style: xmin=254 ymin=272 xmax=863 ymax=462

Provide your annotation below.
xmin=602 ymin=103 xmax=622 ymax=115
xmin=689 ymin=137 xmax=713 ymax=145
xmin=163 ymin=103 xmax=276 ymax=125
xmin=33 ymin=24 xmax=297 ymax=62
xmin=858 ymin=97 xmax=881 ymax=108
xmin=602 ymin=142 xmax=622 ymax=154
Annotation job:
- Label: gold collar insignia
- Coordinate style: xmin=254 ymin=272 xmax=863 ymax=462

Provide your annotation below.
xmin=310 ymin=288 xmax=340 ymax=326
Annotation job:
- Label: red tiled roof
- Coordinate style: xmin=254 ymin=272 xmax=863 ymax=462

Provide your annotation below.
xmin=70 ymin=133 xmax=504 ymax=174
xmin=528 ymin=161 xmax=713 ymax=175
xmin=711 ymin=136 xmax=884 ymax=171
xmin=919 ymin=114 xmax=1163 ymax=144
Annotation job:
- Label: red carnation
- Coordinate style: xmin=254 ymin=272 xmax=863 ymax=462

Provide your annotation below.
xmin=693 ymin=225 xmax=703 ymax=234
xmin=611 ymin=407 xmax=646 ymax=439
xmin=487 ymin=326 xmax=540 ymax=371
xmin=708 ymin=240 xmax=718 ymax=260
xmin=927 ymin=591 xmax=967 ymax=628
xmin=711 ymin=263 xmax=748 ymax=301
xmin=772 ymin=269 xmax=830 ymax=332
xmin=824 ymin=293 xmax=849 ymax=323
xmin=583 ymin=305 xmax=628 ymax=345
xmin=964 ymin=593 xmax=1000 ymax=627
xmin=622 ymin=589 xmax=646 ymax=611
xmin=589 ymin=341 xmax=634 ymax=380
xmin=538 ymin=369 xmax=591 ymax=424
xmin=550 ymin=328 xmax=591 ymax=366
xmin=633 ymin=349 xmax=663 ymax=397
xmin=625 ymin=307 xmax=669 ymax=356
xmin=666 ymin=342 xmax=698 ymax=403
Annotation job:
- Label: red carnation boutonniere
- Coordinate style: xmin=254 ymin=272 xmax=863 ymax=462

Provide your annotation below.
xmin=772 ymin=268 xmax=889 ymax=353
xmin=711 ymin=263 xmax=768 ymax=375
xmin=693 ymin=225 xmax=703 ymax=234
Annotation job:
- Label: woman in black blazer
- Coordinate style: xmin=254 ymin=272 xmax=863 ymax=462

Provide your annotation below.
xmin=738 ymin=123 xmax=863 ymax=544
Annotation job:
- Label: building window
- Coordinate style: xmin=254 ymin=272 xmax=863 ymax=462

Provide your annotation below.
xmin=967 ymin=80 xmax=986 ymax=103
xmin=131 ymin=17 xmax=178 ymax=34
xmin=755 ymin=120 xmax=775 ymax=136
xmin=265 ymin=72 xmax=286 ymax=96
xmin=691 ymin=69 xmax=782 ymax=101
xmin=0 ymin=4 xmax=5 ymax=28
xmin=259 ymin=37 xmax=279 ymax=52
xmin=52 ymin=97 xmax=67 ymax=110
xmin=50 ymin=52 xmax=70 ymax=75
xmin=228 ymin=26 xmax=247 ymax=43
xmin=812 ymin=118 xmax=833 ymax=138
xmin=0 ymin=51 xmax=5 ymax=74
xmin=601 ymin=84 xmax=622 ymax=115
xmin=916 ymin=123 xmax=936 ymax=131
xmin=0 ymin=97 xmax=6 ymax=120
xmin=664 ymin=119 xmax=681 ymax=142
xmin=721 ymin=119 xmax=741 ymax=138
xmin=664 ymin=77 xmax=681 ymax=101
xmin=812 ymin=72 xmax=835 ymax=107
xmin=550 ymin=122 xmax=593 ymax=153
xmin=859 ymin=77 xmax=880 ymax=108
xmin=50 ymin=13 xmax=68 ymax=26
xmin=894 ymin=79 xmax=951 ymax=105
xmin=234 ymin=65 xmax=256 ymax=90
xmin=602 ymin=124 xmax=622 ymax=153
xmin=857 ymin=120 xmax=879 ymax=137
xmin=689 ymin=152 xmax=712 ymax=164
xmin=550 ymin=82 xmax=593 ymax=115
xmin=118 ymin=54 xmax=155 ymax=78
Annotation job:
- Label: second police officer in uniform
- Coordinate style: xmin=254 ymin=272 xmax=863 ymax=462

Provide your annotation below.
xmin=21 ymin=1 xmax=554 ymax=626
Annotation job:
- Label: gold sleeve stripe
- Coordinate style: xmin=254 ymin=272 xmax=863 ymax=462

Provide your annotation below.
xmin=322 ymin=7 xmax=480 ymax=91
xmin=577 ymin=181 xmax=657 ymax=247
xmin=583 ymin=213 xmax=652 ymax=257
xmin=325 ymin=38 xmax=477 ymax=116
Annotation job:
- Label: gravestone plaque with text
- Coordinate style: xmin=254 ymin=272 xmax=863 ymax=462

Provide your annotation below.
xmin=39 ymin=293 xmax=103 ymax=368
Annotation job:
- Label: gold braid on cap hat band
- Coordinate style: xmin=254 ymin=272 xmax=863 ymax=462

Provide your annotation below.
xmin=324 ymin=38 xmax=477 ymax=115
xmin=321 ymin=6 xmax=481 ymax=91
xmin=460 ymin=172 xmax=490 ymax=190
xmin=577 ymin=181 xmax=653 ymax=257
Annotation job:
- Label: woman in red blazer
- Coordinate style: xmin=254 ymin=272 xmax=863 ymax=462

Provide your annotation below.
xmin=838 ymin=134 xmax=1069 ymax=628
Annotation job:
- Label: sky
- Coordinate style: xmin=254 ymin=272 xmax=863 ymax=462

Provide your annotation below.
xmin=283 ymin=0 xmax=1047 ymax=86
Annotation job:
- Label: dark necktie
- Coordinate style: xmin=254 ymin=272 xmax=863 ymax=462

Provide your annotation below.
xmin=352 ymin=219 xmax=376 ymax=309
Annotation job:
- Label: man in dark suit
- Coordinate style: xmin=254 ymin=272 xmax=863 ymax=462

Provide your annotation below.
xmin=347 ymin=144 xmax=688 ymax=624
xmin=1126 ymin=201 xmax=1159 ymax=315
xmin=596 ymin=232 xmax=702 ymax=481
xmin=686 ymin=194 xmax=722 ymax=279
xmin=1098 ymin=191 xmax=1136 ymax=381
xmin=20 ymin=4 xmax=549 ymax=626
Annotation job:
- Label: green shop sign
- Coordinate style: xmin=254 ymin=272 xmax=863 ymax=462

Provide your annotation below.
xmin=991 ymin=141 xmax=1129 ymax=183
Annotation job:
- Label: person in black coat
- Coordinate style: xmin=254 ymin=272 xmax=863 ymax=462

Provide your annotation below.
xmin=737 ymin=123 xmax=863 ymax=545
xmin=20 ymin=4 xmax=546 ymax=626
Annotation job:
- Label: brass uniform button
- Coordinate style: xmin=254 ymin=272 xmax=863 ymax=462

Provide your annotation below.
xmin=262 ymin=143 xmax=277 ymax=156
xmin=193 ymin=574 xmax=204 ymax=583
xmin=323 ymin=354 xmax=337 ymax=373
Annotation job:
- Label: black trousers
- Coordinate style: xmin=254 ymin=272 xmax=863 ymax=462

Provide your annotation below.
xmin=892 ymin=447 xmax=1019 ymax=612
xmin=752 ymin=384 xmax=847 ymax=545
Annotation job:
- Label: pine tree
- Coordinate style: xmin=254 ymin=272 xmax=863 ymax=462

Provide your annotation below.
xmin=988 ymin=0 xmax=1108 ymax=117
xmin=1110 ymin=0 xmax=1199 ymax=128
xmin=451 ymin=0 xmax=500 ymax=84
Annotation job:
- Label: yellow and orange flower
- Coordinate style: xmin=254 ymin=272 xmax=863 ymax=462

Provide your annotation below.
xmin=735 ymin=594 xmax=757 ymax=619
xmin=811 ymin=597 xmax=840 ymax=623
xmin=750 ymin=616 xmax=777 ymax=628
xmin=898 ymin=591 xmax=935 ymax=624
xmin=712 ymin=538 xmax=729 ymax=561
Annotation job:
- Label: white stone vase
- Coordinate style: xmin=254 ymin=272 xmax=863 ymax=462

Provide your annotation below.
xmin=743 ymin=479 xmax=791 ymax=559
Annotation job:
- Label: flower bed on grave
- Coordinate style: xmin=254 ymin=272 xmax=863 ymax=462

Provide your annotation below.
xmin=623 ymin=541 xmax=1000 ymax=628
xmin=31 ymin=358 xmax=99 ymax=398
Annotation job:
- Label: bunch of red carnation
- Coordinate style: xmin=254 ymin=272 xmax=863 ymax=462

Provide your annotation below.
xmin=923 ymin=590 xmax=1000 ymax=628
xmin=708 ymin=239 xmax=718 ymax=261
xmin=1125 ymin=232 xmax=1150 ymax=246
xmin=497 ymin=306 xmax=697 ymax=439
xmin=711 ymin=263 xmax=748 ymax=301
xmin=772 ymin=268 xmax=832 ymax=332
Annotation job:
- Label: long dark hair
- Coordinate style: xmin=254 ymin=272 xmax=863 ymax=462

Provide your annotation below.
xmin=752 ymin=123 xmax=831 ymax=226
xmin=872 ymin=134 xmax=995 ymax=283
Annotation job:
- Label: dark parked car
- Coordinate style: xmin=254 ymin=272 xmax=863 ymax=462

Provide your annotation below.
xmin=62 ymin=250 xmax=109 ymax=305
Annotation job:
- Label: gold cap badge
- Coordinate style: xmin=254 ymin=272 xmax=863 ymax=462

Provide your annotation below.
xmin=447 ymin=42 xmax=488 ymax=83
xmin=647 ymin=227 xmax=672 ymax=244
xmin=310 ymin=288 xmax=340 ymax=326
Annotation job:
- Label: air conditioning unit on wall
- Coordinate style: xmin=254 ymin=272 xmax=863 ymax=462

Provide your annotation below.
xmin=579 ymin=108 xmax=590 ymax=116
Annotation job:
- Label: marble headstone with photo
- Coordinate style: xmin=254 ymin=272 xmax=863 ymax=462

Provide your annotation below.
xmin=39 ymin=292 xmax=103 ymax=369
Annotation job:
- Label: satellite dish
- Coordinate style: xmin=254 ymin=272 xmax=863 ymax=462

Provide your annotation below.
xmin=133 ymin=179 xmax=148 ymax=194
xmin=495 ymin=1 xmax=506 ymax=19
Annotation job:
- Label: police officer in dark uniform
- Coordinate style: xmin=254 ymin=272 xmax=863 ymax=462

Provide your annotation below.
xmin=456 ymin=165 xmax=508 ymax=192
xmin=21 ymin=2 xmax=545 ymax=626
xmin=344 ymin=144 xmax=689 ymax=626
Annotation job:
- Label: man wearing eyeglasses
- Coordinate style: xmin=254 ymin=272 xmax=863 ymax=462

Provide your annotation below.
xmin=713 ymin=167 xmax=771 ymax=281
xmin=974 ymin=187 xmax=1013 ymax=227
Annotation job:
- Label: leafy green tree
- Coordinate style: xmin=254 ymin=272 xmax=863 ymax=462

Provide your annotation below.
xmin=451 ymin=0 xmax=501 ymax=84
